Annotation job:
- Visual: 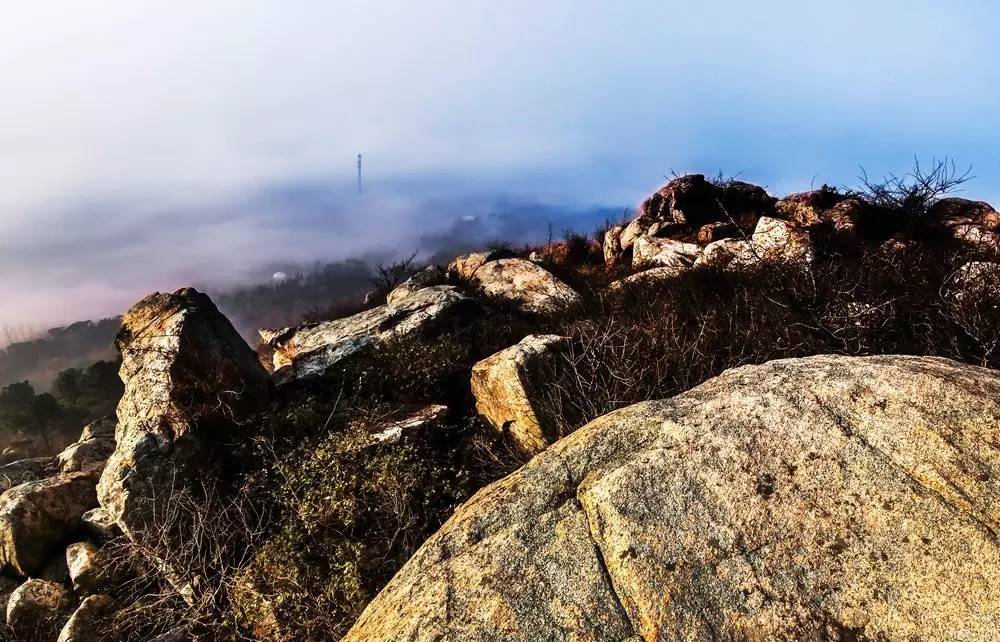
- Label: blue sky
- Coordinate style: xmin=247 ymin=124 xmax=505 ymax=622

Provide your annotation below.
xmin=1 ymin=0 xmax=998 ymax=328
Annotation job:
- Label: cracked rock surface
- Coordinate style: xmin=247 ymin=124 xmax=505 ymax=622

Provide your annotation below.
xmin=343 ymin=354 xmax=1000 ymax=642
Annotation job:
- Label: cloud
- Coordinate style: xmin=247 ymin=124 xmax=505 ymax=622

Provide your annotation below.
xmin=1 ymin=1 xmax=1000 ymax=326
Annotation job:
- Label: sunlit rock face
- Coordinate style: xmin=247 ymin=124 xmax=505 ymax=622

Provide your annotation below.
xmin=96 ymin=288 xmax=268 ymax=600
xmin=260 ymin=285 xmax=480 ymax=383
xmin=470 ymin=258 xmax=580 ymax=314
xmin=471 ymin=334 xmax=568 ymax=454
xmin=345 ymin=355 xmax=1000 ymax=642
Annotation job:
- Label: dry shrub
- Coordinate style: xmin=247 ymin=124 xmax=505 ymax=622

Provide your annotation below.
xmin=233 ymin=411 xmax=482 ymax=640
xmin=99 ymin=479 xmax=270 ymax=641
xmin=542 ymin=243 xmax=1000 ymax=435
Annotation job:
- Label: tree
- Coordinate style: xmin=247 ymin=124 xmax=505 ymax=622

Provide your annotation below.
xmin=0 ymin=382 xmax=36 ymax=431
xmin=53 ymin=367 xmax=85 ymax=407
xmin=29 ymin=393 xmax=62 ymax=452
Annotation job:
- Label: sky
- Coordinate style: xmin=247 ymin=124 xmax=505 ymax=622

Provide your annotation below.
xmin=2 ymin=0 xmax=1000 ymax=332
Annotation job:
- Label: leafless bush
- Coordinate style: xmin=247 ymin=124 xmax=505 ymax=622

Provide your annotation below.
xmin=369 ymin=252 xmax=419 ymax=302
xmin=101 ymin=476 xmax=270 ymax=640
xmin=850 ymin=157 xmax=974 ymax=237
xmin=539 ymin=242 xmax=994 ymax=435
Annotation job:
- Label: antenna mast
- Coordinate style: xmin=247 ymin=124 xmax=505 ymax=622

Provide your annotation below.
xmin=357 ymin=153 xmax=363 ymax=194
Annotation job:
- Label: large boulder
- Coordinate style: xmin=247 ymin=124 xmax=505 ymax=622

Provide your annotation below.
xmin=446 ymin=249 xmax=515 ymax=282
xmin=927 ymin=198 xmax=1000 ymax=247
xmin=930 ymin=197 xmax=1000 ymax=230
xmin=261 ymin=285 xmax=479 ymax=383
xmin=471 ymin=259 xmax=580 ymax=314
xmin=471 ymin=335 xmax=567 ymax=454
xmin=630 ymin=236 xmax=700 ymax=270
xmin=6 ymin=578 xmax=73 ymax=631
xmin=602 ymin=224 xmax=625 ymax=265
xmin=344 ymin=355 xmax=1000 ymax=642
xmin=57 ymin=418 xmax=116 ymax=479
xmin=715 ymin=180 xmax=777 ymax=219
xmin=96 ymin=288 xmax=268 ymax=598
xmin=0 ymin=472 xmax=97 ymax=576
xmin=57 ymin=594 xmax=115 ymax=642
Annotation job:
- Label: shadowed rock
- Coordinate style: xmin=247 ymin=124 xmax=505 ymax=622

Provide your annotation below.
xmin=0 ymin=457 xmax=57 ymax=494
xmin=344 ymin=355 xmax=1000 ymax=642
xmin=57 ymin=418 xmax=116 ymax=479
xmin=6 ymin=578 xmax=73 ymax=631
xmin=386 ymin=265 xmax=447 ymax=306
xmin=696 ymin=216 xmax=812 ymax=270
xmin=57 ymin=594 xmax=115 ymax=642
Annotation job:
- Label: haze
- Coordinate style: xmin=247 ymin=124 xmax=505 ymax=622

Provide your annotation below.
xmin=2 ymin=0 xmax=999 ymax=330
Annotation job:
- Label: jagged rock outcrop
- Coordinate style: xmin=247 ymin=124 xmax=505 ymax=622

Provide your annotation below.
xmin=931 ymin=197 xmax=1000 ymax=230
xmin=57 ymin=594 xmax=115 ymax=642
xmin=344 ymin=355 xmax=1000 ymax=642
xmin=57 ymin=418 xmax=115 ymax=478
xmin=638 ymin=174 xmax=724 ymax=227
xmin=96 ymin=288 xmax=268 ymax=598
xmin=695 ymin=216 xmax=812 ymax=270
xmin=775 ymin=189 xmax=862 ymax=235
xmin=386 ymin=266 xmax=447 ymax=306
xmin=0 ymin=457 xmax=57 ymax=493
xmin=6 ymin=578 xmax=72 ymax=630
xmin=261 ymin=285 xmax=479 ymax=383
xmin=471 ymin=335 xmax=567 ymax=454
xmin=0 ymin=472 xmax=97 ymax=576
xmin=602 ymin=224 xmax=624 ymax=265
xmin=470 ymin=259 xmax=580 ymax=314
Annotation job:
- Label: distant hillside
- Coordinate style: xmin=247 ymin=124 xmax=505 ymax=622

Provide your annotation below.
xmin=214 ymin=259 xmax=373 ymax=340
xmin=0 ymin=319 xmax=119 ymax=389
xmin=0 ymin=260 xmax=376 ymax=388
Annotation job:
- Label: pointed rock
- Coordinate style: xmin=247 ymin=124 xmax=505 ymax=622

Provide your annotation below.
xmin=261 ymin=285 xmax=479 ymax=383
xmin=96 ymin=288 xmax=268 ymax=599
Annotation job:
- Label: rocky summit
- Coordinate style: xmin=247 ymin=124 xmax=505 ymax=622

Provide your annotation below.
xmin=0 ymin=173 xmax=999 ymax=641
xmin=344 ymin=355 xmax=1000 ymax=642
